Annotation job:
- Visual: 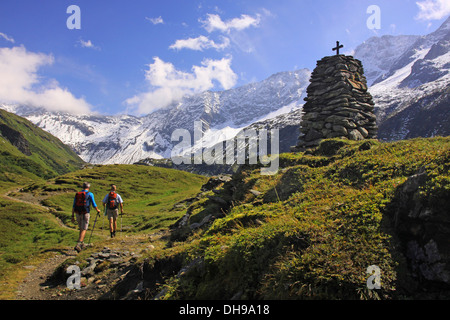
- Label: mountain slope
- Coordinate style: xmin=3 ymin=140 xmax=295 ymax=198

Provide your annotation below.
xmin=96 ymin=137 xmax=450 ymax=300
xmin=1 ymin=18 xmax=449 ymax=164
xmin=354 ymin=16 xmax=450 ymax=141
xmin=5 ymin=137 xmax=449 ymax=301
xmin=0 ymin=163 xmax=207 ymax=299
xmin=0 ymin=109 xmax=85 ymax=187
xmin=354 ymin=34 xmax=420 ymax=86
xmin=2 ymin=69 xmax=310 ymax=165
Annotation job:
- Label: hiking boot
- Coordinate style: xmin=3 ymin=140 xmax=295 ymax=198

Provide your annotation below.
xmin=110 ymin=232 xmax=114 ymax=238
xmin=113 ymin=231 xmax=116 ymax=238
xmin=74 ymin=242 xmax=82 ymax=253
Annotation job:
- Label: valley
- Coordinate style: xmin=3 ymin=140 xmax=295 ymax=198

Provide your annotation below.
xmin=1 ymin=135 xmax=449 ymax=300
xmin=0 ymin=164 xmax=207 ymax=299
xmin=0 ymin=11 xmax=448 ymax=302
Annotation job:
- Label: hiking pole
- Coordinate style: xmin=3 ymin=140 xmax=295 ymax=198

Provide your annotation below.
xmin=101 ymin=206 xmax=106 ymax=231
xmin=88 ymin=210 xmax=100 ymax=245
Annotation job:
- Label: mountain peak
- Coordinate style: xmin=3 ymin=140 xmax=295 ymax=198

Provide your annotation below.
xmin=437 ymin=15 xmax=450 ymax=32
xmin=2 ymin=69 xmax=311 ymax=164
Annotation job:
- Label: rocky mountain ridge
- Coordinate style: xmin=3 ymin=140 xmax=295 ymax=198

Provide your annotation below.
xmin=1 ymin=17 xmax=449 ymax=163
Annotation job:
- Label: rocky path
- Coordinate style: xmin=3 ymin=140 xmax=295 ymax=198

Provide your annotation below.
xmin=16 ymin=250 xmax=76 ymax=300
xmin=14 ymin=232 xmax=162 ymax=300
xmin=5 ymin=177 xmax=219 ymax=300
xmin=2 ymin=188 xmax=143 ymax=300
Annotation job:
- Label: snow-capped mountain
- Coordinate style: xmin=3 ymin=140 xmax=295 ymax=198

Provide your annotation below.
xmin=354 ymin=35 xmax=420 ymax=86
xmin=1 ymin=17 xmax=449 ymax=164
xmin=1 ymin=69 xmax=310 ymax=164
xmin=251 ymin=17 xmax=450 ymax=148
xmin=356 ymin=16 xmax=450 ymax=141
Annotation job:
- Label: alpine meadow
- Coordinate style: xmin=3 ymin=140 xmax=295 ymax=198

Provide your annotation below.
xmin=0 ymin=0 xmax=449 ymax=308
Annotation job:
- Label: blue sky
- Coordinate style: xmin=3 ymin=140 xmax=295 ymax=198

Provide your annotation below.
xmin=0 ymin=0 xmax=448 ymax=115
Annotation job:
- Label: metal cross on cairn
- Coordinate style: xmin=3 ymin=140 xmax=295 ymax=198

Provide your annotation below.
xmin=332 ymin=41 xmax=344 ymax=55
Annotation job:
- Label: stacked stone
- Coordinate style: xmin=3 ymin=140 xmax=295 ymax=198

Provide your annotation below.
xmin=294 ymin=55 xmax=378 ymax=150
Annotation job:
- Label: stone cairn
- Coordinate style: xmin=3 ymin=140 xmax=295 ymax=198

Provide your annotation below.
xmin=293 ymin=48 xmax=378 ymax=151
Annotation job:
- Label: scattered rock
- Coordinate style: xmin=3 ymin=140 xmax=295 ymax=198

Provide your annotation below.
xmin=390 ymin=169 xmax=450 ymax=291
xmin=108 ymin=258 xmax=123 ymax=267
xmin=189 ymin=222 xmax=201 ymax=230
xmin=249 ymin=190 xmax=262 ymax=196
xmin=348 ymin=129 xmax=365 ymax=141
xmin=94 ymin=261 xmax=110 ymax=273
xmin=81 ymin=264 xmax=96 ymax=277
xmin=207 ymin=196 xmax=228 ymax=206
xmin=98 ymin=253 xmax=110 ymax=259
xmin=23 ymin=266 xmax=36 ymax=270
xmin=201 ymin=175 xmax=232 ymax=191
xmin=189 ymin=214 xmax=213 ymax=230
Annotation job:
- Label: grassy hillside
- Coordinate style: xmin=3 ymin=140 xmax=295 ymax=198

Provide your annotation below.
xmin=0 ymin=109 xmax=84 ymax=189
xmin=0 ymin=109 xmax=85 ymax=297
xmin=15 ymin=165 xmax=208 ymax=232
xmin=2 ymin=132 xmax=449 ymax=300
xmin=0 ymin=198 xmax=77 ymax=286
xmin=0 ymin=110 xmax=210 ymax=299
xmin=0 ymin=164 xmax=207 ymax=298
xmin=132 ymin=137 xmax=450 ymax=300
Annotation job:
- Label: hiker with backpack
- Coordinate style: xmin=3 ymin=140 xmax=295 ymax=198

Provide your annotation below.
xmin=72 ymin=182 xmax=101 ymax=252
xmin=102 ymin=184 xmax=124 ymax=238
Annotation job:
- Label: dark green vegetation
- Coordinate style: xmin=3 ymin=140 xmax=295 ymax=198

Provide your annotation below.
xmin=142 ymin=137 xmax=450 ymax=300
xmin=0 ymin=109 xmax=84 ymax=189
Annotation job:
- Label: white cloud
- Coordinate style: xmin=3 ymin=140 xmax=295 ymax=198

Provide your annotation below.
xmin=200 ymin=13 xmax=261 ymax=33
xmin=125 ymin=57 xmax=237 ymax=114
xmin=260 ymin=8 xmax=274 ymax=18
xmin=146 ymin=16 xmax=164 ymax=25
xmin=343 ymin=49 xmax=356 ymax=56
xmin=416 ymin=0 xmax=450 ymax=20
xmin=169 ymin=35 xmax=230 ymax=51
xmin=0 ymin=32 xmax=14 ymax=43
xmin=78 ymin=39 xmax=100 ymax=50
xmin=0 ymin=46 xmax=92 ymax=114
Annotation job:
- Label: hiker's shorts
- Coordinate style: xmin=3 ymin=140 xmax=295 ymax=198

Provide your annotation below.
xmin=107 ymin=208 xmax=119 ymax=220
xmin=76 ymin=213 xmax=90 ymax=231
